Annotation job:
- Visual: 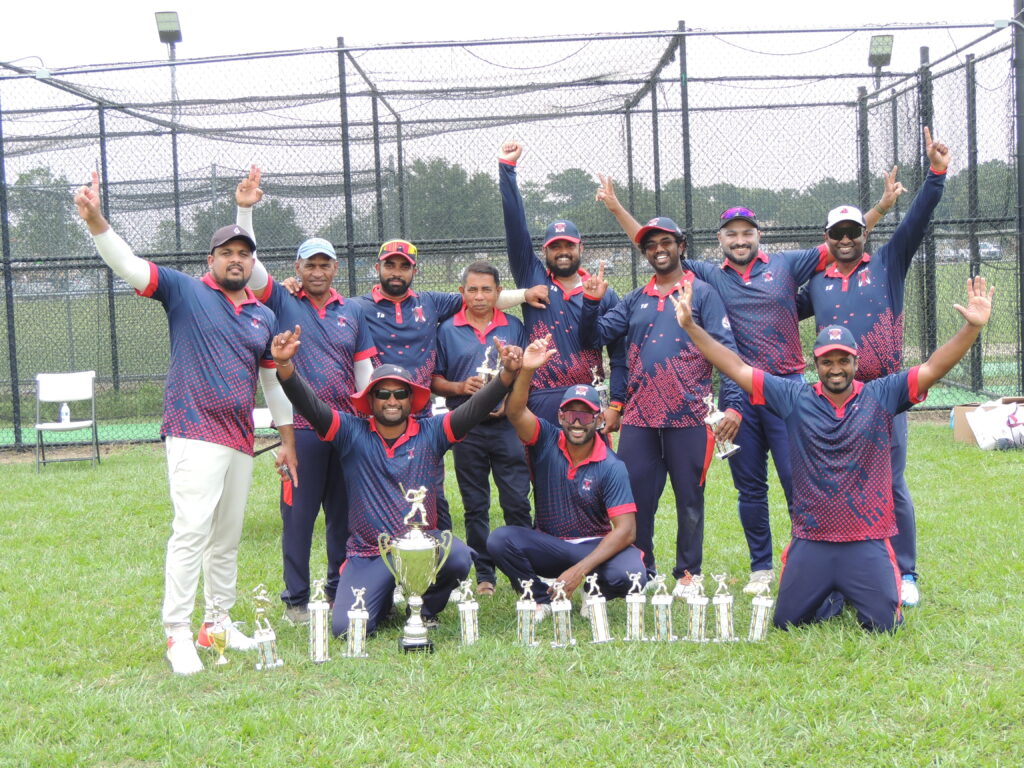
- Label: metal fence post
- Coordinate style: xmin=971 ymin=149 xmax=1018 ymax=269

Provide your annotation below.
xmin=98 ymin=106 xmax=120 ymax=391
xmin=397 ymin=120 xmax=407 ymax=239
xmin=917 ymin=46 xmax=937 ymax=360
xmin=0 ymin=90 xmax=22 ymax=446
xmin=678 ymin=21 xmax=693 ymax=236
xmin=651 ymin=85 xmax=661 ymax=215
xmin=625 ymin=109 xmax=638 ymax=289
xmin=1014 ymin=0 xmax=1024 ymax=394
xmin=337 ymin=37 xmax=358 ymax=297
xmin=965 ymin=53 xmax=983 ymax=391
xmin=372 ymin=96 xmax=385 ymax=242
xmin=857 ymin=87 xmax=870 ymax=213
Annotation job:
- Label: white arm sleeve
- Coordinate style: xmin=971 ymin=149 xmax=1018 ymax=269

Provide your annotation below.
xmin=237 ymin=206 xmax=269 ymax=293
xmin=260 ymin=366 xmax=293 ymax=427
xmin=496 ymin=288 xmax=526 ymax=309
xmin=354 ymin=357 xmax=373 ymax=391
xmin=92 ymin=229 xmax=151 ymax=292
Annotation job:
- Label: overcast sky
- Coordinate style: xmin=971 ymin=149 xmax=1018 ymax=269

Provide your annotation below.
xmin=1 ymin=0 xmax=1017 ymax=72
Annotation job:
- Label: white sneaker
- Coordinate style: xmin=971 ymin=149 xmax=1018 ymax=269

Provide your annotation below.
xmin=392 ymin=585 xmax=406 ymax=606
xmin=743 ymin=569 xmax=774 ymax=596
xmin=672 ymin=576 xmax=698 ymax=600
xmin=534 ymin=603 xmax=553 ymax=623
xmin=901 ymin=575 xmax=920 ymax=607
xmin=166 ymin=633 xmax=204 ymax=675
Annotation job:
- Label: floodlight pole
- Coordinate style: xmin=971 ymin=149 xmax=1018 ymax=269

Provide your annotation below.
xmin=1013 ymin=0 xmax=1024 ymax=393
xmin=168 ymin=39 xmax=182 ymax=252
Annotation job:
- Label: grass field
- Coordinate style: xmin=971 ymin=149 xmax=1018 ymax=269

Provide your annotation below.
xmin=1 ymin=421 xmax=1021 ymax=767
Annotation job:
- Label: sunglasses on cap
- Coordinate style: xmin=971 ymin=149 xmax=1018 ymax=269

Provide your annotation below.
xmin=827 ymin=224 xmax=864 ymax=241
xmin=372 ymin=387 xmax=411 ymax=401
xmin=559 ymin=409 xmax=599 ymax=426
xmin=720 ymin=206 xmax=757 ymax=221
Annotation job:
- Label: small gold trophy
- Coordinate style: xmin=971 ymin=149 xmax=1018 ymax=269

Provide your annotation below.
xmin=516 ymin=579 xmax=539 ymax=647
xmin=308 ymin=579 xmax=331 ymax=663
xmin=703 ymin=393 xmax=740 ymax=460
xmin=345 ymin=587 xmax=370 ymax=658
xmin=456 ymin=579 xmax=480 ymax=646
xmin=550 ymin=580 xmax=575 ymax=648
xmin=624 ymin=571 xmax=647 ymax=642
xmin=584 ymin=574 xmax=612 ymax=644
xmin=650 ymin=574 xmax=677 ymax=642
xmin=475 ymin=346 xmax=501 ymax=384
xmin=252 ymin=585 xmax=284 ymax=670
xmin=748 ymin=588 xmax=775 ymax=643
xmin=686 ymin=574 xmax=710 ymax=643
xmin=712 ymin=573 xmax=738 ymax=642
xmin=208 ymin=598 xmax=229 ymax=666
xmin=591 ymin=365 xmax=611 ymax=410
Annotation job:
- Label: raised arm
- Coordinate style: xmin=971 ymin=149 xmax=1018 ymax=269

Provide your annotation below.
xmin=74 ymin=172 xmax=150 ymax=291
xmin=499 ymin=142 xmax=546 ymax=289
xmin=235 ymin=165 xmax=270 ymax=294
xmin=670 ymin=283 xmax=755 ymax=395
xmin=447 ymin=341 xmax=522 ymax=440
xmin=863 ymin=165 xmax=906 ymax=238
xmin=916 ymin=276 xmax=993 ymax=392
xmin=505 ymin=334 xmax=557 ymax=441
xmin=272 ymin=326 xmax=337 ymax=437
xmin=595 ymin=174 xmax=643 ymax=244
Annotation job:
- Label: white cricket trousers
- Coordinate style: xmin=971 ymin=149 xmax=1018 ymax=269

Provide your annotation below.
xmin=162 ymin=436 xmax=254 ymax=632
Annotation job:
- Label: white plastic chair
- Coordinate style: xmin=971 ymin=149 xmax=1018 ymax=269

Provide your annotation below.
xmin=34 ymin=371 xmax=100 ymax=472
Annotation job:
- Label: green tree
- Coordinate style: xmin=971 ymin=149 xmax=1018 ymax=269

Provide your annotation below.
xmin=8 ymin=167 xmax=91 ymax=261
xmin=149 ymin=198 xmax=304 ymax=255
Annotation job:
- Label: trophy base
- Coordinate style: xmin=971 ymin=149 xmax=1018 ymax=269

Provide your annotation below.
xmin=716 ymin=445 xmax=741 ymax=460
xmin=400 ymin=637 xmax=434 ymax=653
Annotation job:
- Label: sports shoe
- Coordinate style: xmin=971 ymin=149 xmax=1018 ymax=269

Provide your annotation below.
xmin=166 ymin=633 xmax=204 ymax=675
xmin=475 ymin=581 xmax=496 ymax=597
xmin=672 ymin=574 xmax=698 ymax=600
xmin=197 ymin=619 xmax=258 ymax=652
xmin=284 ymin=604 xmax=310 ymax=626
xmin=901 ymin=575 xmax=920 ymax=607
xmin=534 ymin=603 xmax=553 ymax=623
xmin=743 ymin=569 xmax=774 ymax=596
xmin=421 ymin=614 xmax=440 ymax=630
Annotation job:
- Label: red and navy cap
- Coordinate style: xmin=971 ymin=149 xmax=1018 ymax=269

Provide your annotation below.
xmin=719 ymin=206 xmax=759 ymax=229
xmin=377 ymin=239 xmax=418 ymax=265
xmin=813 ymin=325 xmax=859 ymax=357
xmin=559 ymin=384 xmax=602 ymax=413
xmin=350 ymin=364 xmax=432 ymax=416
xmin=634 ymin=216 xmax=684 ymax=245
xmin=209 ymin=224 xmax=256 ymax=253
xmin=543 ymin=220 xmax=581 ymax=248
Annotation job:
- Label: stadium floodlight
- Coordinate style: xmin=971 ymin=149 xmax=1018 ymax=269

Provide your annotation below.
xmin=867 ymin=35 xmax=894 ymax=69
xmin=155 ymin=12 xmax=182 ymax=45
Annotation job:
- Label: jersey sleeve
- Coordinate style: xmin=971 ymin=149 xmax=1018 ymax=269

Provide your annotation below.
xmin=795 ymin=284 xmax=814 ymax=321
xmin=884 ymin=170 xmax=946 ymax=277
xmin=784 ymin=245 xmax=829 ymax=284
xmin=352 ymin=303 xmax=378 ymax=360
xmin=602 ymin=459 xmax=637 ymax=517
xmin=499 ymin=161 xmax=546 ymax=289
xmin=751 ymin=369 xmax=802 ymax=419
xmin=680 ymin=259 xmax=714 ymax=283
xmin=601 ymin=288 xmax=628 ymax=404
xmin=139 ymin=263 xmax=184 ymax=306
xmin=580 ymin=294 xmax=629 ymax=348
xmin=870 ymin=367 xmax=928 ymax=414
xmin=434 ymin=322 xmax=452 ymax=379
xmin=429 ymin=291 xmax=465 ymax=324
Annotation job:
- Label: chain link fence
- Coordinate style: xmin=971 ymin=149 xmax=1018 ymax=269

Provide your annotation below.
xmin=1 ymin=23 xmax=1020 ymax=446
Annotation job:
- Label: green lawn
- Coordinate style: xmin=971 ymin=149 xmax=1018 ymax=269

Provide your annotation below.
xmin=1 ymin=421 xmax=1021 ymax=766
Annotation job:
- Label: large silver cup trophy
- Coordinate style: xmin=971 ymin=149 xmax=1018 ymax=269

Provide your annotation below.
xmin=378 ymin=485 xmax=454 ymax=653
xmin=703 ymin=393 xmax=740 ymax=460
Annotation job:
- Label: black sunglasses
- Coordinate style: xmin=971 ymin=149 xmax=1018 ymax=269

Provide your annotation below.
xmin=827 ymin=224 xmax=863 ymax=241
xmin=372 ymin=388 xmax=411 ymax=401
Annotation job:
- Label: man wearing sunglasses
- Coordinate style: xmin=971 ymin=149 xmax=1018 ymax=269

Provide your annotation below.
xmin=595 ymin=175 xmax=901 ymax=599
xmin=488 ymin=335 xmax=645 ymax=619
xmin=272 ymin=329 xmax=523 ymax=638
xmin=797 ymin=127 xmax=951 ymax=609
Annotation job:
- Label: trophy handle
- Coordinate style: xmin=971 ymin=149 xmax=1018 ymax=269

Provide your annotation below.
xmin=432 ymin=530 xmax=454 ymax=581
xmin=377 ymin=533 xmax=402 ymax=584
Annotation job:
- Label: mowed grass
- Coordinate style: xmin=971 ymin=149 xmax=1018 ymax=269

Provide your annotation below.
xmin=1 ymin=420 xmax=1021 ymax=767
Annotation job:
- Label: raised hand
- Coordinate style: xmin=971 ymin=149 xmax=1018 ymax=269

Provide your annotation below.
xmin=271 ymin=325 xmax=302 ymax=365
xmin=524 ymin=284 xmax=550 ymax=308
xmin=583 ymin=261 xmax=608 ymax=300
xmin=924 ymin=126 xmax=951 ymax=173
xmin=281 ymin=276 xmax=302 ymax=296
xmin=73 ymin=171 xmax=108 ymax=233
xmin=668 ymin=281 xmax=694 ymax=329
xmin=498 ymin=340 xmax=523 ymax=375
xmin=522 ymin=334 xmax=557 ymax=371
xmin=879 ymin=166 xmax=906 ymax=210
xmin=595 ymin=174 xmax=622 ymax=212
xmin=953 ymin=276 xmax=994 ymax=327
xmin=499 ymin=142 xmax=523 ymax=164
xmin=235 ymin=165 xmax=263 ymax=208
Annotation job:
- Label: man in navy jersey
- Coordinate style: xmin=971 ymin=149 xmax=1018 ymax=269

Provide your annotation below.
xmin=595 ymin=175 xmax=901 ymax=596
xmin=271 ymin=328 xmax=523 ymax=637
xmin=673 ymin=275 xmax=993 ymax=632
xmin=433 ymin=262 xmax=532 ymax=595
xmin=498 ymin=142 xmax=627 ymax=432
xmin=75 ymin=173 xmax=297 ymax=676
xmin=489 ymin=335 xmax=644 ymax=618
xmin=579 ymin=221 xmax=744 ymax=598
xmin=235 ymin=168 xmax=377 ymax=624
xmin=798 ymin=127 xmax=951 ymax=607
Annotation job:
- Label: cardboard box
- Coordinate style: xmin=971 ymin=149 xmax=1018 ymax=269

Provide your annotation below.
xmin=951 ymin=403 xmax=981 ymax=443
xmin=957 ymin=397 xmax=1024 ymax=449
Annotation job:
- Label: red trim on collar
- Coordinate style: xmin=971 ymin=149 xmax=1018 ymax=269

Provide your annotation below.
xmin=369 ymin=414 xmax=421 ymax=458
xmin=823 ymin=253 xmax=872 ymax=291
xmin=641 ymin=272 xmax=692 ymax=311
xmin=201 ymin=272 xmax=259 ymax=313
xmin=548 ymin=268 xmax=588 ymax=298
xmin=297 ymin=286 xmax=344 ymax=319
xmin=371 ymin=284 xmax=416 ymax=304
xmin=813 ymin=379 xmax=865 ymax=417
xmin=557 ymin=430 xmax=608 ymax=480
xmin=453 ymin=306 xmax=510 ymax=343
xmin=720 ymin=250 xmax=769 ymax=282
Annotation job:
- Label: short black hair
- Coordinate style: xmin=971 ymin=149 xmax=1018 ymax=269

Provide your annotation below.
xmin=460 ymin=260 xmax=501 ymax=286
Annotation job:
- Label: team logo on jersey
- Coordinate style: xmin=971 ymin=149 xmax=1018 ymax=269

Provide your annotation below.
xmin=763 ymin=271 xmax=773 ymax=282
xmin=413 ymin=306 xmax=426 ymax=323
xmin=337 ymin=316 xmax=347 ymax=328
xmin=582 ymin=477 xmax=593 ymax=491
xmin=722 ymin=317 xmax=731 ymax=330
xmin=251 ymin=316 xmax=260 ymax=328
xmin=858 ymin=269 xmax=872 ymax=287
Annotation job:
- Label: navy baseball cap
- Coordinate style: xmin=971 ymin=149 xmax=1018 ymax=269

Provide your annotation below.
xmin=635 ymin=216 xmax=685 ymax=246
xmin=350 ymin=364 xmax=432 ymax=416
xmin=296 ymin=237 xmax=337 ymax=261
xmin=719 ymin=206 xmax=759 ymax=229
xmin=377 ymin=239 xmax=418 ymax=265
xmin=813 ymin=326 xmax=859 ymax=357
xmin=209 ymin=225 xmax=256 ymax=253
xmin=559 ymin=384 xmax=602 ymax=413
xmin=543 ymin=220 xmax=581 ymax=248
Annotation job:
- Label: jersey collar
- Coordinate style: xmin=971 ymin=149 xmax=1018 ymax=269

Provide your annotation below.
xmin=454 ymin=306 xmax=509 ymax=341
xmin=642 ymin=271 xmax=693 ymax=310
xmin=813 ymin=379 xmax=865 ymax=418
xmin=720 ymin=250 xmax=769 ymax=282
xmin=557 ymin=430 xmax=608 ymax=480
xmin=298 ymin=287 xmax=344 ymax=318
xmin=823 ymin=252 xmax=872 ymax=279
xmin=369 ymin=414 xmax=421 ymax=457
xmin=371 ymin=284 xmax=417 ymax=304
xmin=201 ymin=272 xmax=259 ymax=313
xmin=547 ymin=268 xmax=587 ymax=298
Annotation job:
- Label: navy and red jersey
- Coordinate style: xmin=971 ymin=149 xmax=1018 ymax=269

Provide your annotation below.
xmin=499 ymin=160 xmax=626 ymax=403
xmin=257 ymin=277 xmax=376 ymax=426
xmin=801 ymin=170 xmax=946 ymax=381
xmin=137 ymin=263 xmax=276 ymax=455
xmin=354 ymin=286 xmax=464 ymax=392
xmin=751 ymin=367 xmax=927 ymax=542
xmin=684 ymin=248 xmax=825 ymax=375
xmin=525 ymin=420 xmax=636 ymax=539
xmin=318 ymin=410 xmax=459 ymax=557
xmin=580 ymin=275 xmax=744 ymax=428
xmin=434 ymin=307 xmax=527 ymax=410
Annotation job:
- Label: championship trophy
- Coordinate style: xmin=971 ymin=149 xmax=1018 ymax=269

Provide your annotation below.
xmin=624 ymin=571 xmax=647 ymax=642
xmin=649 ymin=574 xmax=677 ymax=642
xmin=685 ymin=574 xmax=710 ymax=643
xmin=550 ymin=581 xmax=575 ymax=648
xmin=308 ymin=579 xmax=331 ymax=663
xmin=252 ymin=585 xmax=284 ymax=670
xmin=711 ymin=573 xmax=738 ymax=642
xmin=207 ymin=598 xmax=230 ymax=666
xmin=456 ymin=579 xmax=480 ymax=646
xmin=591 ymin=366 xmax=611 ymax=410
xmin=516 ymin=579 xmax=539 ymax=647
xmin=378 ymin=485 xmax=454 ymax=653
xmin=584 ymin=574 xmax=612 ymax=644
xmin=703 ymin=393 xmax=740 ymax=460
xmin=475 ymin=346 xmax=501 ymax=384
xmin=345 ymin=587 xmax=370 ymax=657
xmin=748 ymin=588 xmax=775 ymax=643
